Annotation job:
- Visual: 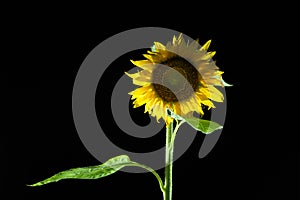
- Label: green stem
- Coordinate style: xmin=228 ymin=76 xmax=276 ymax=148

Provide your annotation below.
xmin=129 ymin=162 xmax=165 ymax=193
xmin=171 ymin=120 xmax=185 ymax=147
xmin=164 ymin=121 xmax=174 ymax=200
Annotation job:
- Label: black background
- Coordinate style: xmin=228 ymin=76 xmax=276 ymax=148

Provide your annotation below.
xmin=4 ymin=3 xmax=298 ymax=200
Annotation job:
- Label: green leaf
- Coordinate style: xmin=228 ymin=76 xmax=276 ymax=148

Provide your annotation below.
xmin=167 ymin=108 xmax=223 ymax=134
xmin=28 ymin=155 xmax=132 ymax=187
xmin=185 ymin=118 xmax=223 ymax=134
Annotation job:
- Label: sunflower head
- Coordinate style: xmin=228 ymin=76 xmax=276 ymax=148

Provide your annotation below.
xmin=126 ymin=34 xmax=229 ymax=126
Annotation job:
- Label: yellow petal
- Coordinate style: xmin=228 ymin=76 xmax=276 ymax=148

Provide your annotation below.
xmin=179 ymin=36 xmax=187 ymax=47
xmin=202 ymin=100 xmax=215 ymax=109
xmin=214 ymin=71 xmax=224 ymax=76
xmin=135 ymin=75 xmax=150 ymax=82
xmin=207 ymin=51 xmax=216 ymax=58
xmin=196 ymin=92 xmax=216 ymax=109
xmin=196 ymin=105 xmax=204 ymax=116
xmin=179 ymin=101 xmax=191 ymax=114
xmin=177 ymin=33 xmax=183 ymax=44
xmin=138 ymin=70 xmax=152 ymax=78
xmin=133 ymin=79 xmax=150 ymax=86
xmin=189 ymin=100 xmax=200 ymax=113
xmin=201 ymin=51 xmax=216 ymax=60
xmin=129 ymin=85 xmax=151 ymax=96
xmin=166 ymin=41 xmax=172 ymax=49
xmin=154 ymin=42 xmax=166 ymax=50
xmin=172 ymin=35 xmax=177 ymax=45
xmin=125 ymin=71 xmax=139 ymax=79
xmin=133 ymin=91 xmax=155 ymax=107
xmin=145 ymin=97 xmax=157 ymax=113
xmin=188 ymin=39 xmax=200 ymax=51
xmin=143 ymin=54 xmax=155 ymax=62
xmin=153 ymin=100 xmax=164 ymax=122
xmin=207 ymin=85 xmax=224 ymax=102
xmin=147 ymin=50 xmax=157 ymax=55
xmin=173 ymin=102 xmax=182 ymax=116
xmin=200 ymin=40 xmax=211 ymax=51
xmin=130 ymin=60 xmax=154 ymax=71
xmin=126 ymin=70 xmax=152 ymax=86
xmin=126 ymin=72 xmax=148 ymax=86
xmin=187 ymin=96 xmax=204 ymax=115
xmin=150 ymin=98 xmax=160 ymax=117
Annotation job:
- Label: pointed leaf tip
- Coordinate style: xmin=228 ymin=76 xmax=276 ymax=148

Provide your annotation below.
xmin=222 ymin=79 xmax=233 ymax=87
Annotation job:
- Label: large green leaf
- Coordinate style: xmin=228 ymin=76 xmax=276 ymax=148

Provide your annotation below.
xmin=166 ymin=108 xmax=223 ymax=134
xmin=28 ymin=155 xmax=132 ymax=186
xmin=28 ymin=155 xmax=165 ymax=192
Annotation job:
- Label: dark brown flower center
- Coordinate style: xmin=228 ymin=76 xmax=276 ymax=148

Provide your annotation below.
xmin=152 ymin=56 xmax=199 ymax=102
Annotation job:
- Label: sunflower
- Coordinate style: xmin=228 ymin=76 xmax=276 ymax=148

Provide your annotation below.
xmin=126 ymin=34 xmax=227 ymax=125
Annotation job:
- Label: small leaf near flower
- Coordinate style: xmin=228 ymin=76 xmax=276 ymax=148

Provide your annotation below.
xmin=167 ymin=108 xmax=223 ymax=134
